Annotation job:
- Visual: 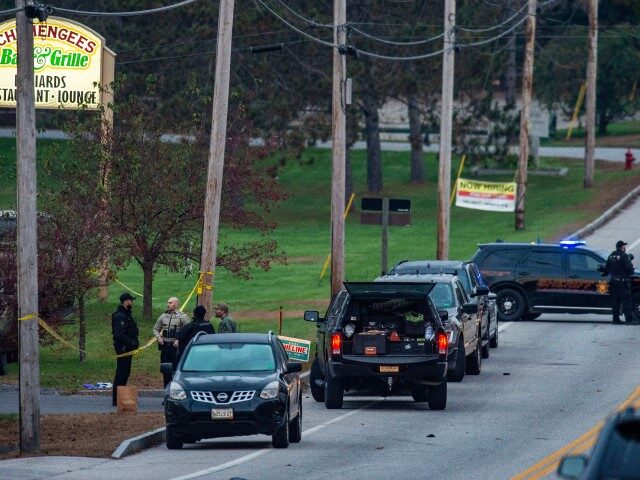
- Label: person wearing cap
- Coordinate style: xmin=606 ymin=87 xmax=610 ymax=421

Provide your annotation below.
xmin=215 ymin=303 xmax=237 ymax=333
xmin=604 ymin=240 xmax=637 ymax=324
xmin=153 ymin=297 xmax=191 ymax=387
xmin=173 ymin=305 xmax=215 ymax=360
xmin=111 ymin=292 xmax=140 ymax=406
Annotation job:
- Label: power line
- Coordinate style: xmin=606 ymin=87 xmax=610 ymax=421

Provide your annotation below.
xmin=458 ymin=2 xmax=527 ymax=33
xmin=53 ymin=0 xmax=202 ymax=17
xmin=274 ymin=0 xmax=334 ymax=28
xmin=349 ymin=25 xmax=444 ymax=45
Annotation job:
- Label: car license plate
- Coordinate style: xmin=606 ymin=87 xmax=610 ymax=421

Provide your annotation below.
xmin=211 ymin=408 xmax=233 ymax=420
xmin=380 ymin=365 xmax=399 ymax=373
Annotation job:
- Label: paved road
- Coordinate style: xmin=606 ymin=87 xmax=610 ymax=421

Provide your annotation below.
xmin=2 ymin=198 xmax=640 ymax=480
xmin=0 ymin=128 xmax=633 ymax=162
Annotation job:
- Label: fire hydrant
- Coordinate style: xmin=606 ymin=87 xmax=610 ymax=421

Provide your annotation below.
xmin=625 ymin=149 xmax=635 ymax=170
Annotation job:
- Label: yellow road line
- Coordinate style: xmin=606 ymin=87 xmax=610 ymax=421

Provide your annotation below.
xmin=510 ymin=386 xmax=640 ymax=480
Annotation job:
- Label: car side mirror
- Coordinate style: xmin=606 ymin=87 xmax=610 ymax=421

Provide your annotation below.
xmin=557 ymin=455 xmax=588 ymax=479
xmin=160 ymin=362 xmax=174 ymax=376
xmin=438 ymin=309 xmax=448 ymax=321
xmin=285 ymin=362 xmax=302 ymax=374
xmin=462 ymin=303 xmax=479 ymax=314
xmin=304 ymin=310 xmax=323 ymax=322
xmin=472 ymin=286 xmax=490 ymax=297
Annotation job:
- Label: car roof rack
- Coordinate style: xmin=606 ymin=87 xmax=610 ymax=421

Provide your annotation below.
xmin=193 ymin=331 xmax=207 ymax=342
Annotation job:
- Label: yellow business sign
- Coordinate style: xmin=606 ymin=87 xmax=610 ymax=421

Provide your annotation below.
xmin=0 ymin=17 xmax=103 ymax=109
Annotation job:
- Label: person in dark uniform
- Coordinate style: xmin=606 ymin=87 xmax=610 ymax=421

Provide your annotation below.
xmin=173 ymin=305 xmax=215 ymax=360
xmin=604 ymin=240 xmax=637 ymax=325
xmin=111 ymin=292 xmax=140 ymax=406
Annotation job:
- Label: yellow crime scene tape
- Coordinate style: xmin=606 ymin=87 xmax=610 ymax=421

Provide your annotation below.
xmin=115 ymin=337 xmax=157 ymax=358
xmin=19 ymin=313 xmax=87 ymax=355
xmin=320 ymin=193 xmax=356 ymax=280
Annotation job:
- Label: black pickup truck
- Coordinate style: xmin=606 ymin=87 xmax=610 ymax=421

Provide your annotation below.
xmin=304 ymin=282 xmax=449 ymax=410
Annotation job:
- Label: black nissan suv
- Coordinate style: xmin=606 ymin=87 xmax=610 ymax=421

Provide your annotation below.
xmin=162 ymin=332 xmax=302 ymax=449
xmin=304 ymin=282 xmax=449 ymax=411
xmin=471 ymin=241 xmax=640 ymax=321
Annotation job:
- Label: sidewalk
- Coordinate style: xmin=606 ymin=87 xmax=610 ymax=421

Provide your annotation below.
xmin=0 ymin=386 xmax=164 ymax=415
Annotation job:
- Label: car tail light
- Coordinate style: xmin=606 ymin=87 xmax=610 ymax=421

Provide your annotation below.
xmin=437 ymin=331 xmax=448 ymax=355
xmin=331 ymin=333 xmax=342 ymax=355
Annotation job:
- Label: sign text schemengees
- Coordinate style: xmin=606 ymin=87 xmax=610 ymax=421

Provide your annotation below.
xmin=0 ymin=17 xmax=103 ymax=109
xmin=455 ymin=178 xmax=517 ymax=212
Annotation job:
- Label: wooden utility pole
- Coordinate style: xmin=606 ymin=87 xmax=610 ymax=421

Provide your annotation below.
xmin=515 ymin=0 xmax=537 ymax=231
xmin=437 ymin=0 xmax=456 ymax=259
xmin=16 ymin=0 xmax=40 ymax=453
xmin=380 ymin=198 xmax=389 ymax=275
xmin=330 ymin=0 xmax=346 ymax=296
xmin=199 ymin=0 xmax=235 ymax=315
xmin=584 ymin=0 xmax=598 ymax=188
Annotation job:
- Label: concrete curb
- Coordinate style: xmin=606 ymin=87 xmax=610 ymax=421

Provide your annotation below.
xmin=569 ymin=184 xmax=640 ymax=239
xmin=111 ymin=426 xmax=166 ymax=459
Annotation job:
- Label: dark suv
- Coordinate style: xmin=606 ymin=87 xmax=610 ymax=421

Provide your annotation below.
xmin=388 ymin=260 xmax=497 ymax=354
xmin=162 ymin=332 xmax=302 ymax=449
xmin=471 ymin=241 xmax=640 ymax=321
xmin=304 ymin=282 xmax=449 ymax=411
xmin=557 ymin=407 xmax=640 ymax=479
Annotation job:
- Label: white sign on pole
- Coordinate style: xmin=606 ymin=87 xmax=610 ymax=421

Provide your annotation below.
xmin=455 ymin=178 xmax=517 ymax=212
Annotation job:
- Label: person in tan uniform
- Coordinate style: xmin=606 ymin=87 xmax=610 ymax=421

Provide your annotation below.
xmin=153 ymin=297 xmax=191 ymax=387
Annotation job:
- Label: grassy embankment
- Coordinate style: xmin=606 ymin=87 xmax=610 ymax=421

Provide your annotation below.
xmin=542 ymin=119 xmax=640 ymax=148
xmin=1 ymin=138 xmax=640 ymax=390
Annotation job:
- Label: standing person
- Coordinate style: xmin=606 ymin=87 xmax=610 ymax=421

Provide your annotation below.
xmin=174 ymin=305 xmax=215 ymax=360
xmin=153 ymin=297 xmax=191 ymax=387
xmin=112 ymin=292 xmax=139 ymax=407
xmin=604 ymin=240 xmax=637 ymax=324
xmin=215 ymin=302 xmax=237 ymax=333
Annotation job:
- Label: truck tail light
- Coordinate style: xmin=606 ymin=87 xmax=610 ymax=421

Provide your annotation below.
xmin=331 ymin=333 xmax=342 ymax=356
xmin=437 ymin=331 xmax=448 ymax=356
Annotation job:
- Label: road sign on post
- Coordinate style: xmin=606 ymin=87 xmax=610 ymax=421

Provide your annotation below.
xmin=360 ymin=198 xmax=411 ymax=275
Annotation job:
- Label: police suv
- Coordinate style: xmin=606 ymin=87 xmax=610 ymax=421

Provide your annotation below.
xmin=471 ymin=241 xmax=640 ymax=321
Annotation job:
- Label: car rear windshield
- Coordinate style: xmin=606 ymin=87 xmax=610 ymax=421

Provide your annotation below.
xmin=182 ymin=343 xmax=276 ymax=373
xmin=429 ymin=283 xmax=455 ymax=309
xmin=393 ymin=266 xmax=471 ymax=292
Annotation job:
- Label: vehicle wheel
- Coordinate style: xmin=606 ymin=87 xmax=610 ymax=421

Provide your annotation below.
xmin=496 ymin=288 xmax=526 ymax=322
xmin=0 ymin=352 xmax=7 ymax=376
xmin=410 ymin=385 xmax=428 ymax=402
xmin=466 ymin=332 xmax=482 ymax=375
xmin=524 ymin=312 xmax=542 ymax=320
xmin=447 ymin=337 xmax=465 ymax=382
xmin=324 ymin=374 xmax=344 ymax=409
xmin=289 ymin=398 xmax=302 ymax=443
xmin=309 ymin=357 xmax=325 ymax=402
xmin=427 ymin=382 xmax=447 ymax=410
xmin=490 ymin=321 xmax=499 ymax=348
xmin=165 ymin=426 xmax=183 ymax=450
xmin=272 ymin=410 xmax=290 ymax=448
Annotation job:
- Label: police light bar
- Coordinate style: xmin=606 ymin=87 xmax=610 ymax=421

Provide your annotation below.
xmin=559 ymin=240 xmax=587 ymax=248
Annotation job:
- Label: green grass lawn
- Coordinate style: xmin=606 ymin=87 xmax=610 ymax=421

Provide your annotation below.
xmin=2 ymin=141 xmax=640 ymax=390
xmin=542 ymin=119 xmax=640 ymax=147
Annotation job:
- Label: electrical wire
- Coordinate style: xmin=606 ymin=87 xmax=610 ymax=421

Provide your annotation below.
xmin=255 ymin=0 xmax=340 ymax=48
xmin=0 ymin=7 xmax=21 ymax=16
xmin=117 ymin=39 xmax=305 ymax=65
xmin=349 ymin=25 xmax=444 ymax=45
xmin=53 ymin=0 xmax=202 ymax=17
xmin=274 ymin=0 xmax=334 ymax=28
xmin=458 ymin=2 xmax=527 ymax=33
xmin=458 ymin=14 xmax=528 ymax=48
